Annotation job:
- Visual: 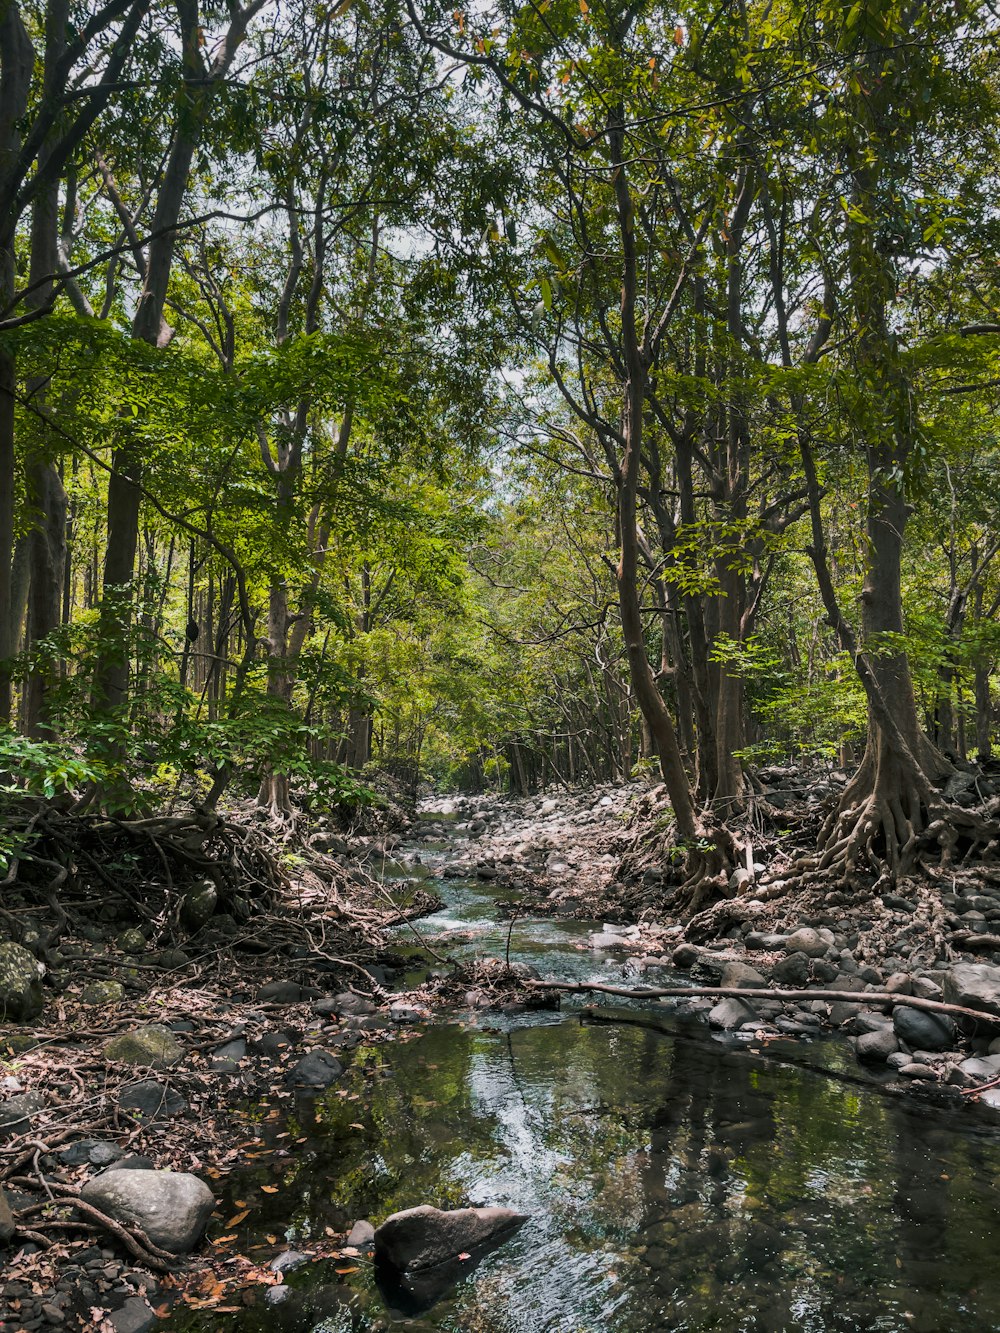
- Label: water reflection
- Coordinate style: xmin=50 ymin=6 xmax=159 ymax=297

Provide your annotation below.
xmin=164 ymin=1016 xmax=1000 ymax=1333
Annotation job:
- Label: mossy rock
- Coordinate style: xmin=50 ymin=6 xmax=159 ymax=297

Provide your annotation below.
xmin=80 ymin=980 xmax=125 ymax=1006
xmin=181 ymin=881 xmax=217 ymax=929
xmin=0 ymin=942 xmax=45 ymax=1021
xmin=117 ymin=929 xmax=147 ymax=956
xmin=104 ymin=1024 xmax=183 ymax=1068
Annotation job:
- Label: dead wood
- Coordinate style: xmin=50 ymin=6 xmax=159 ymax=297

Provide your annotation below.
xmin=527 ymin=979 xmax=1000 ymax=1028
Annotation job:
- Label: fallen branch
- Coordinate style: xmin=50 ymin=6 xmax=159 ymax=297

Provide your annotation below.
xmin=526 ymin=979 xmax=1000 ymax=1028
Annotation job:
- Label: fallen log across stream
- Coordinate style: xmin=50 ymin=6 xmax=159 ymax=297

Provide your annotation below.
xmin=526 ymin=979 xmax=1000 ymax=1030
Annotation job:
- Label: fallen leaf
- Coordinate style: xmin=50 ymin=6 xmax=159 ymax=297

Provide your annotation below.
xmin=334 ymin=1266 xmax=359 ymax=1274
xmin=212 ymin=1234 xmax=239 ymax=1245
xmin=260 ymin=1185 xmax=279 ymax=1194
xmin=224 ymin=1210 xmax=250 ymax=1228
xmin=458 ymin=1252 xmax=471 ymax=1261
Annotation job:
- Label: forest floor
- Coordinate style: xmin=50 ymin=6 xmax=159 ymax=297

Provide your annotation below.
xmin=4 ymin=768 xmax=1000 ymax=1331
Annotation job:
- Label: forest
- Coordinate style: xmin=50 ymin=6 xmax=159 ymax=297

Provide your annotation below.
xmin=5 ymin=0 xmax=1000 ymax=1330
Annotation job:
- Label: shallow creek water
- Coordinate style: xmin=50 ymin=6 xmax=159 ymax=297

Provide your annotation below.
xmin=167 ymin=854 xmax=1000 ymax=1333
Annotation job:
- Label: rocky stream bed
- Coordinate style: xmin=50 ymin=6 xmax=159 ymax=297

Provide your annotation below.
xmin=5 ymin=780 xmax=1000 ymax=1331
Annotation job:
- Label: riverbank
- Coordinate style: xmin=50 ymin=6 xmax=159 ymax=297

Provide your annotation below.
xmin=5 ymin=776 xmax=1000 ymax=1331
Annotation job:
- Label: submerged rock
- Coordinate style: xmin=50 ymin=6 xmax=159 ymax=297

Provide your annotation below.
xmin=81 ymin=1168 xmax=215 ymax=1253
xmin=284 ymin=1049 xmax=342 ymax=1089
xmin=373 ymin=1204 xmax=528 ymax=1272
xmin=709 ymin=997 xmax=758 ymax=1031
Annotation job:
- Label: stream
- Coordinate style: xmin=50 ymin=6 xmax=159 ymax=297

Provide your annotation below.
xmin=167 ymin=821 xmax=1000 ymax=1332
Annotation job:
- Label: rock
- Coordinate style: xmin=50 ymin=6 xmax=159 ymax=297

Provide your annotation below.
xmin=958 ymin=1054 xmax=1000 ymax=1081
xmin=389 ymin=1002 xmax=430 ymax=1024
xmin=211 ymin=1037 xmax=246 ymax=1063
xmin=117 ymin=1081 xmax=187 ymax=1122
xmin=719 ymin=962 xmax=766 ymax=989
xmin=709 ymin=997 xmax=758 ymax=1031
xmin=59 ymin=1139 xmax=123 ymax=1168
xmin=828 ymin=1001 xmax=862 ymax=1026
xmin=80 ymin=980 xmax=126 ymax=1006
xmin=330 ymin=991 xmax=377 ymax=1016
xmin=898 ymin=1063 xmax=938 ymax=1080
xmin=671 ymin=943 xmax=700 ymax=969
xmin=116 ymin=929 xmax=147 ymax=956
xmin=884 ymin=973 xmax=912 ymax=995
xmin=373 ymin=1204 xmax=528 ymax=1272
xmin=347 ymin=1219 xmax=375 ymax=1249
xmin=745 ymin=932 xmax=788 ymax=951
xmin=855 ymin=1028 xmax=899 ymax=1062
xmin=911 ymin=975 xmax=944 ymax=1001
xmin=105 ymin=1154 xmax=156 ymax=1172
xmin=104 ymin=1025 xmax=183 ymax=1068
xmin=0 ymin=1184 xmax=15 ymax=1241
xmin=284 ymin=1050 xmax=343 ymax=1089
xmin=0 ymin=1090 xmax=43 ymax=1139
xmin=943 ymin=962 xmax=1000 ymax=1015
xmin=892 ymin=1005 xmax=955 ymax=1052
xmin=783 ymin=928 xmax=829 ymax=958
xmin=80 ymin=1169 xmax=215 ymax=1254
xmin=109 ymin=1297 xmax=157 ymax=1333
xmin=180 ymin=880 xmax=217 ymax=929
xmin=0 ymin=941 xmax=45 ymax=1020
xmin=269 ymin=1250 xmax=310 ymax=1274
xmin=771 ymin=952 xmax=811 ymax=986
xmin=257 ymin=981 xmax=322 ymax=1004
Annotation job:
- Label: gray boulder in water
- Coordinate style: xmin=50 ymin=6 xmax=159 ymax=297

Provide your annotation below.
xmin=373 ymin=1204 xmax=527 ymax=1272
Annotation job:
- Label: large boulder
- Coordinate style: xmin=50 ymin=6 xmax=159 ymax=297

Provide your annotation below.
xmin=0 ymin=942 xmax=45 ymax=1020
xmin=80 ymin=1169 xmax=215 ymax=1254
xmin=943 ymin=963 xmax=1000 ymax=1017
xmin=374 ymin=1204 xmax=527 ymax=1272
xmin=104 ymin=1025 xmax=183 ymax=1068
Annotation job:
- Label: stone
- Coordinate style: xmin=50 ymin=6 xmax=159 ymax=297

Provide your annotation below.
xmin=284 ymin=1050 xmax=343 ymax=1089
xmin=943 ymin=963 xmax=1000 ymax=1015
xmin=373 ymin=1204 xmax=528 ymax=1272
xmin=330 ymin=991 xmax=377 ymax=1016
xmin=745 ymin=932 xmax=788 ymax=951
xmin=80 ymin=1170 xmax=215 ymax=1255
xmin=0 ymin=1184 xmax=15 ymax=1241
xmin=104 ymin=1154 xmax=156 ymax=1172
xmin=390 ymin=1002 xmax=430 ymax=1024
xmin=269 ymin=1250 xmax=310 ymax=1274
xmin=109 ymin=1297 xmax=157 ymax=1333
xmin=180 ymin=880 xmax=217 ymax=930
xmin=0 ymin=941 xmax=45 ymax=1020
xmin=104 ymin=1025 xmax=183 ymax=1068
xmin=892 ymin=1006 xmax=955 ymax=1052
xmin=0 ymin=1090 xmax=43 ymax=1139
xmin=911 ymin=975 xmax=944 ymax=1001
xmin=709 ymin=997 xmax=758 ymax=1031
xmin=80 ymin=981 xmax=125 ymax=1006
xmin=117 ymin=1081 xmax=187 ymax=1122
xmin=958 ymin=1054 xmax=1000 ymax=1082
xmin=210 ymin=1037 xmax=246 ymax=1064
xmin=885 ymin=973 xmax=912 ymax=995
xmin=671 ymin=943 xmax=700 ymax=969
xmin=855 ymin=1028 xmax=899 ymax=1062
xmin=718 ymin=962 xmax=766 ymax=989
xmin=59 ymin=1139 xmax=123 ymax=1168
xmin=783 ymin=928 xmax=829 ymax=958
xmin=828 ymin=1001 xmax=862 ymax=1026
xmin=257 ymin=981 xmax=322 ymax=1004
xmin=116 ymin=929 xmax=147 ymax=956
xmin=347 ymin=1219 xmax=375 ymax=1249
xmin=898 ymin=1063 xmax=938 ymax=1080
xmin=771 ymin=952 xmax=811 ymax=986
